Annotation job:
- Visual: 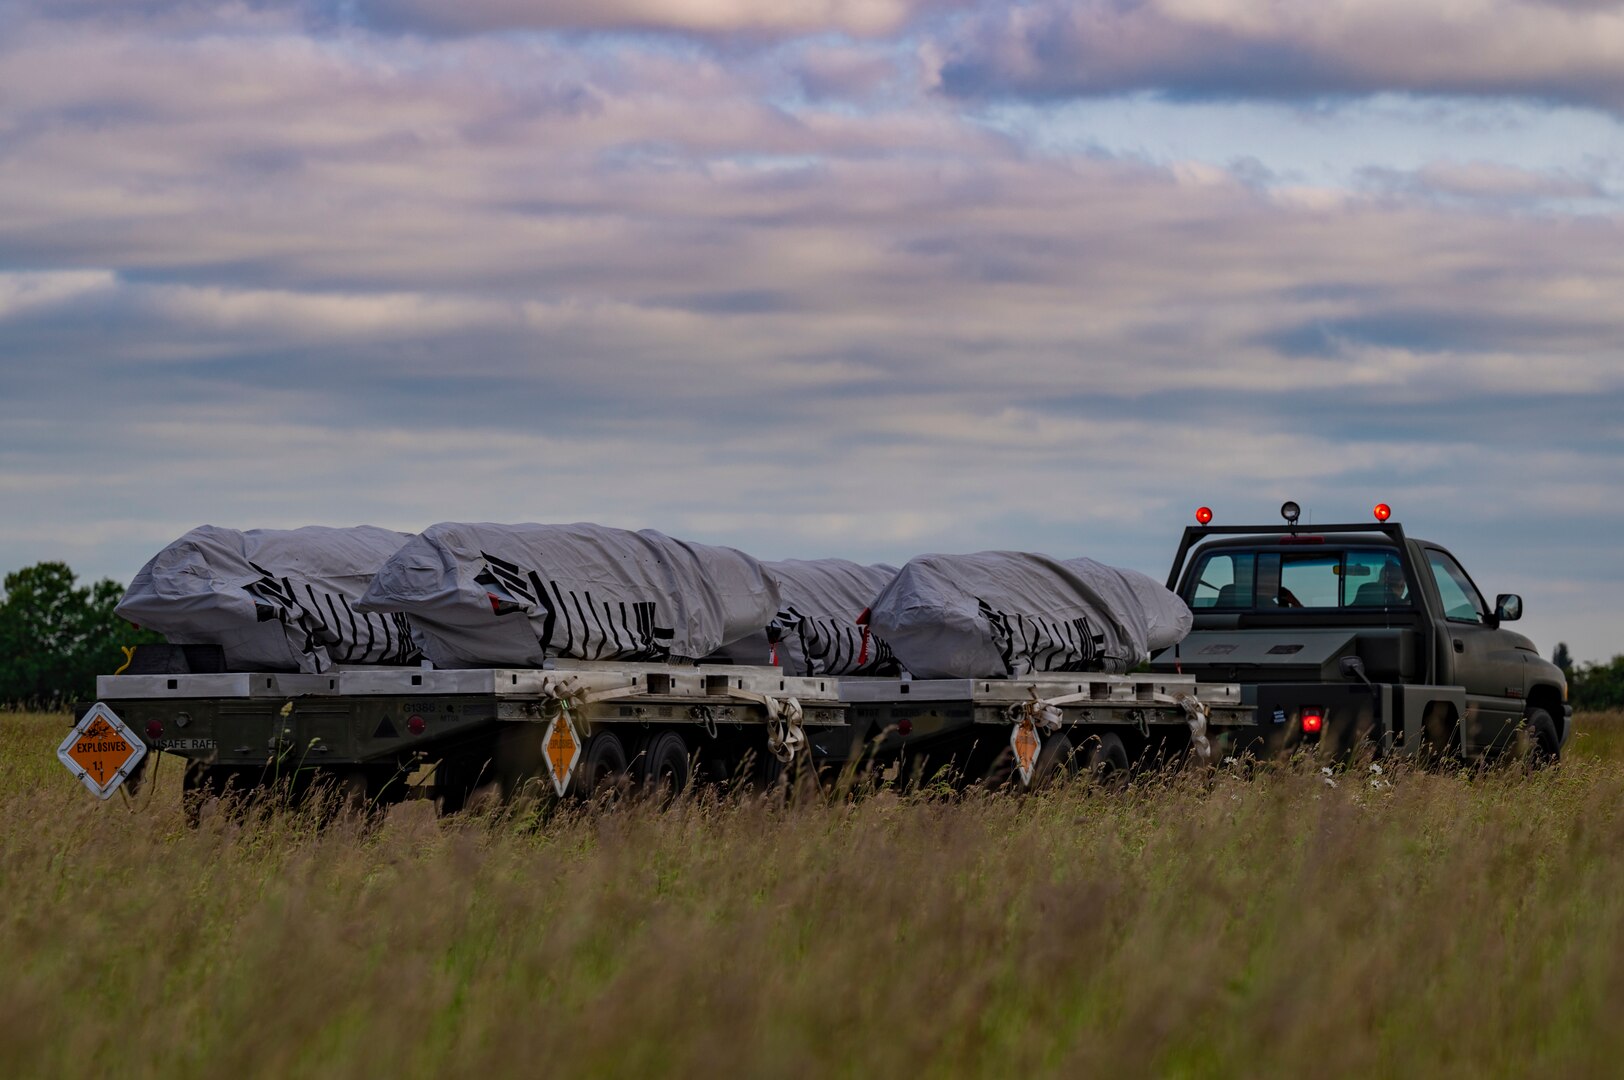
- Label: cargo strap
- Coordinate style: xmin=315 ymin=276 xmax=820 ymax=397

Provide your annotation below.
xmin=537 ymin=674 xmax=643 ymax=715
xmin=1018 ymin=688 xmax=1065 ymax=733
xmin=1162 ymin=693 xmax=1213 ymax=764
xmin=727 ymin=690 xmax=805 ymax=763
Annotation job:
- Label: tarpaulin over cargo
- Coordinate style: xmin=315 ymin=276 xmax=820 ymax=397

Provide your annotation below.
xmin=116 ymin=525 xmax=421 ymax=674
xmin=708 ymin=559 xmax=901 ymax=676
xmin=866 ymin=552 xmax=1192 ymax=679
xmin=356 ymin=522 xmax=781 ymax=668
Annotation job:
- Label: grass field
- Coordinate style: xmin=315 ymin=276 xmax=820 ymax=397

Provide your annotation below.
xmin=5 ymin=710 xmax=1624 ymax=1078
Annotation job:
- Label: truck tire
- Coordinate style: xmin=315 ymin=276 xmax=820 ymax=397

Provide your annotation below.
xmin=578 ymin=731 xmax=629 ymax=798
xmin=637 ymin=731 xmax=691 ymax=803
xmin=1083 ymin=731 xmax=1131 ymax=784
xmin=1521 ymin=706 xmax=1561 ymax=767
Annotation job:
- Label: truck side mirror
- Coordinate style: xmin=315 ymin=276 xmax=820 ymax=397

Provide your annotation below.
xmin=1495 ymin=594 xmax=1523 ymax=622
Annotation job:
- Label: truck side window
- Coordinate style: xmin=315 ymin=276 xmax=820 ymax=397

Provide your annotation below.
xmin=1426 ymin=551 xmax=1487 ymax=624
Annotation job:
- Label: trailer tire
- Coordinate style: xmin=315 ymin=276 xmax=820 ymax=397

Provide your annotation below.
xmin=638 ymin=731 xmax=691 ymax=803
xmin=183 ymin=764 xmax=256 ymax=825
xmin=1083 ymin=731 xmax=1131 ymax=784
xmin=578 ymin=731 xmax=629 ymax=798
xmin=338 ymin=769 xmax=371 ymax=814
xmin=1031 ymin=733 xmax=1079 ymax=789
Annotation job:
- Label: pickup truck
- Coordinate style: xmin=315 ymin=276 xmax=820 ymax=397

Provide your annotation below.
xmin=1149 ymin=503 xmax=1569 ymax=762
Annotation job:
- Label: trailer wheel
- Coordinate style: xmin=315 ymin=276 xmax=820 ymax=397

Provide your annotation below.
xmin=578 ymin=731 xmax=630 ymax=798
xmin=1519 ymin=706 xmax=1561 ymax=767
xmin=1031 ymin=733 xmax=1079 ymax=789
xmin=183 ymin=763 xmax=257 ymax=825
xmin=337 ymin=769 xmax=371 ymax=814
xmin=182 ymin=761 xmax=218 ymax=827
xmin=1083 ymin=731 xmax=1131 ymax=784
xmin=637 ymin=731 xmax=691 ymax=803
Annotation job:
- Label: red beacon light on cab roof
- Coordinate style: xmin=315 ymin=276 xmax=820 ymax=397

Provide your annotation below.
xmin=1195 ymin=506 xmax=1214 ymax=525
xmin=1374 ymin=503 xmax=1392 ymax=522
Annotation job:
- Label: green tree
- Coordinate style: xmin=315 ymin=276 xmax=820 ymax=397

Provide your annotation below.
xmin=1569 ymin=655 xmax=1624 ymax=712
xmin=1552 ymin=642 xmax=1573 ymax=674
xmin=0 ymin=562 xmax=160 ymax=707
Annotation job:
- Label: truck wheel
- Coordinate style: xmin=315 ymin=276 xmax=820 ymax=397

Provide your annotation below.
xmin=637 ymin=731 xmax=691 ymax=803
xmin=578 ymin=731 xmax=629 ymax=799
xmin=1083 ymin=731 xmax=1131 ymax=785
xmin=1520 ymin=707 xmax=1561 ymax=767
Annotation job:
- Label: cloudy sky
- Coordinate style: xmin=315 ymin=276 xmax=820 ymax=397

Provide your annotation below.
xmin=2 ymin=0 xmax=1622 ymax=661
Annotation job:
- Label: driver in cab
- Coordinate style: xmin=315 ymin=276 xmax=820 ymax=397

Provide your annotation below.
xmin=1353 ymin=560 xmax=1408 ymax=606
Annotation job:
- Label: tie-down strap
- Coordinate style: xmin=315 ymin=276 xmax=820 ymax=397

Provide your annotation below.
xmin=1012 ymin=687 xmax=1213 ymax=763
xmin=726 ymin=689 xmax=806 ymax=763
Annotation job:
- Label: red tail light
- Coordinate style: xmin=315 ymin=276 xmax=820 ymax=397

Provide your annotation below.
xmin=1301 ymin=710 xmax=1324 ymax=734
xmin=407 ymin=715 xmax=426 ymax=736
xmin=146 ymin=719 xmax=163 ymax=740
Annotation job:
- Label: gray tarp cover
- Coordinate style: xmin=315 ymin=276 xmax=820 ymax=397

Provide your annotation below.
xmin=356 ymin=522 xmax=781 ymax=668
xmin=116 ymin=525 xmax=420 ymax=673
xmin=866 ymin=552 xmax=1193 ymax=678
xmin=708 ymin=559 xmax=900 ymax=675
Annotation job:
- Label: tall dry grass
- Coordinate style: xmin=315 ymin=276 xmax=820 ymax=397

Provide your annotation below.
xmin=4 ymin=708 xmax=1624 ymax=1078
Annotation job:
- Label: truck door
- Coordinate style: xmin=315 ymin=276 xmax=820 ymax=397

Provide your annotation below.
xmin=1422 ymin=547 xmax=1524 ymax=754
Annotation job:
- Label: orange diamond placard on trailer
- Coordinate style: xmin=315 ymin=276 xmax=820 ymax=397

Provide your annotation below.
xmin=58 ymin=703 xmax=147 ymax=800
xmin=1011 ymin=717 xmax=1041 ymax=787
xmin=543 ymin=712 xmax=581 ymax=797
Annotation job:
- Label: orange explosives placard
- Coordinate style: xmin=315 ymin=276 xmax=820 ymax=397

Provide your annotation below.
xmin=1011 ymin=717 xmax=1040 ymax=787
xmin=543 ymin=712 xmax=581 ymax=797
xmin=58 ymin=703 xmax=147 ymax=800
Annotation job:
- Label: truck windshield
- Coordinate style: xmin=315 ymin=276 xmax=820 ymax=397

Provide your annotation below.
xmin=1187 ymin=548 xmax=1411 ymax=610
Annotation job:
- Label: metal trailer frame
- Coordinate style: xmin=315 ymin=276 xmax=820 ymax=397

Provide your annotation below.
xmin=91 ymin=663 xmax=1251 ymax=803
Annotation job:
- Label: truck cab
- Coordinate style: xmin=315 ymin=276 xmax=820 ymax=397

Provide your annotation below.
xmin=1148 ymin=506 xmax=1569 ymax=761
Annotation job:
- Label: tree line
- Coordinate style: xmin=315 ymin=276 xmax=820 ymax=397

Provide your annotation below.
xmin=0 ymin=562 xmax=161 ymax=707
xmin=1554 ymin=644 xmax=1624 ymax=712
xmin=4 ymin=560 xmax=1624 ymax=710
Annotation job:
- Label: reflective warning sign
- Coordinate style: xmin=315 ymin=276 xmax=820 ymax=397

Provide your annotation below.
xmin=59 ymin=703 xmax=147 ymax=800
xmin=1011 ymin=717 xmax=1041 ymax=787
xmin=543 ymin=712 xmax=581 ymax=797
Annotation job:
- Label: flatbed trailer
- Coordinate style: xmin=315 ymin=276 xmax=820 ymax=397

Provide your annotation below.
xmin=89 ymin=662 xmax=1253 ymax=806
